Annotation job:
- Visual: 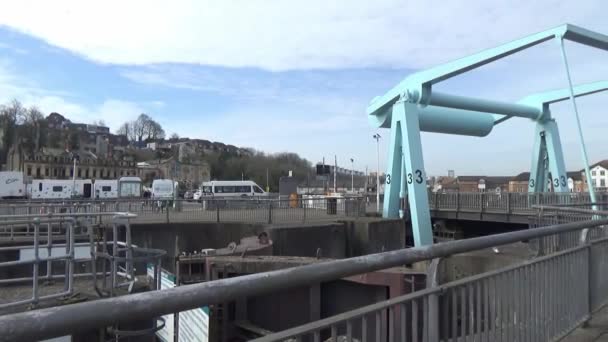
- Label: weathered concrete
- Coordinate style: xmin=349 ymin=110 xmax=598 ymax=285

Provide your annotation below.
xmin=344 ymin=218 xmax=405 ymax=256
xmin=562 ymin=304 xmax=608 ymax=341
xmin=266 ymin=223 xmax=347 ymax=258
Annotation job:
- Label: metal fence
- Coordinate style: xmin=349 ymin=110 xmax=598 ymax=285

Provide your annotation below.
xmin=364 ymin=191 xmax=608 ymax=215
xmin=1 ymin=214 xmax=608 ymax=341
xmin=0 ymin=196 xmax=366 ymax=225
xmin=0 ymin=212 xmax=165 ymax=312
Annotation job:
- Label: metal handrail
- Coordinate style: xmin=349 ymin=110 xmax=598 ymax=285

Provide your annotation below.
xmin=0 ymin=218 xmax=607 ymax=341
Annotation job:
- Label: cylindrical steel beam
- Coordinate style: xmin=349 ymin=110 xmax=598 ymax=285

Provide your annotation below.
xmin=0 ymin=218 xmax=606 ymax=341
xmin=428 ymin=91 xmax=541 ymax=120
xmin=369 ymin=105 xmax=495 ymax=137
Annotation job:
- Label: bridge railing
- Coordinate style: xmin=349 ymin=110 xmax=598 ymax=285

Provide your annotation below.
xmin=0 ymin=196 xmax=366 ymax=225
xmin=427 ymin=192 xmax=608 ymax=215
xmin=2 ymin=208 xmax=608 ymax=341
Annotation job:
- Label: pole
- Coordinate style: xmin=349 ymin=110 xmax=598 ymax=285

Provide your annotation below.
xmin=350 ymin=158 xmax=354 ymax=192
xmin=266 ymin=168 xmax=269 ymax=192
xmin=72 ymin=157 xmax=77 ymax=198
xmin=557 ymin=37 xmax=597 ymax=208
xmin=374 ymin=134 xmax=381 ymax=213
xmin=333 ymin=155 xmax=337 ymax=193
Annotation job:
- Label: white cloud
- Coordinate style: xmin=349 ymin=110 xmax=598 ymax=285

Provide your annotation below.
xmin=0 ymin=58 xmax=150 ymax=132
xmin=0 ymin=0 xmax=605 ymax=71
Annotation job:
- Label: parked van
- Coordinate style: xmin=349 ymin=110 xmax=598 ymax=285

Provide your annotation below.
xmin=0 ymin=171 xmax=26 ymax=199
xmin=201 ymin=180 xmax=266 ymax=198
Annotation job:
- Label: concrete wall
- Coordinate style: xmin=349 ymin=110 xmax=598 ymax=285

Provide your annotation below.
xmin=131 ymin=222 xmax=266 ymax=272
xmin=265 ymin=223 xmax=347 ymax=258
xmin=344 ymin=218 xmax=405 ymax=256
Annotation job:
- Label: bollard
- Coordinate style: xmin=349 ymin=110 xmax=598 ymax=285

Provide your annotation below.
xmin=268 ymin=201 xmax=273 ymax=224
xmin=166 ymin=201 xmax=170 ymax=224
xmin=216 ymin=201 xmax=220 ymax=223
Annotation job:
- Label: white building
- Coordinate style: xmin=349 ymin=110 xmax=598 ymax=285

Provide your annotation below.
xmin=586 ymin=160 xmax=608 ymax=190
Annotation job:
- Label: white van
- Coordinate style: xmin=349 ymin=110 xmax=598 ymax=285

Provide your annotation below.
xmin=0 ymin=171 xmax=26 ymax=199
xmin=151 ymin=179 xmax=177 ymax=199
xmin=94 ymin=179 xmax=118 ymax=199
xmin=201 ymin=180 xmax=266 ymax=198
xmin=29 ymin=179 xmax=93 ymax=199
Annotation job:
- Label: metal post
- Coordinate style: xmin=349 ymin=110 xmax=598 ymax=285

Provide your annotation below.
xmin=557 ymin=37 xmax=597 ymax=208
xmin=507 ymin=192 xmax=511 ymax=214
xmin=216 ymin=201 xmax=220 ymax=223
xmin=350 ymin=158 xmax=354 ymax=192
xmin=268 ymin=201 xmax=273 ymax=224
xmin=373 ymin=134 xmax=381 ymax=213
xmin=166 ymin=201 xmax=170 ymax=224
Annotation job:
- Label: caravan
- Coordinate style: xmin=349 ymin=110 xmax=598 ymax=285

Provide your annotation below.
xmin=0 ymin=172 xmax=26 ymax=199
xmin=29 ymin=179 xmax=93 ymax=199
xmin=94 ymin=180 xmax=118 ymax=199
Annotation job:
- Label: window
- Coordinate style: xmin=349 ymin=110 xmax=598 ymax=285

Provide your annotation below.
xmin=53 ymin=168 xmax=57 ymax=177
xmin=78 ymin=169 xmax=82 ymax=178
xmin=93 ymin=169 xmax=97 ymax=178
xmin=45 ymin=168 xmax=49 ymax=176
xmin=101 ymin=186 xmax=112 ymax=192
xmin=254 ymin=186 xmax=264 ymax=193
xmin=85 ymin=169 xmax=89 ymax=178
xmin=601 ymin=170 xmax=606 ymax=176
xmin=36 ymin=168 xmax=40 ymax=177
xmin=52 ymin=186 xmax=63 ymax=192
xmin=27 ymin=167 xmax=32 ymax=176
xmin=592 ymin=171 xmax=597 ymax=176
xmin=235 ymin=185 xmax=252 ymax=193
xmin=38 ymin=183 xmax=42 ymax=191
xmin=602 ymin=179 xmax=606 ymax=187
xmin=70 ymin=169 xmax=73 ymax=177
xmin=216 ymin=186 xmax=236 ymax=193
xmin=120 ymin=171 xmax=124 ymax=176
xmin=114 ymin=171 xmax=117 ymax=178
xmin=203 ymin=186 xmax=213 ymax=193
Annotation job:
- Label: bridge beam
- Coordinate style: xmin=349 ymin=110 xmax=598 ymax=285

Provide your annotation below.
xmin=383 ymin=100 xmax=433 ymax=246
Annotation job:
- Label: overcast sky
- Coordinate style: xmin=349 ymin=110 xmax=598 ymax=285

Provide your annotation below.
xmin=0 ymin=1 xmax=607 ymax=176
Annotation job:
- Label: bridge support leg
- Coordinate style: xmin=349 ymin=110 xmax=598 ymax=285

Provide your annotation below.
xmin=529 ymin=119 xmax=568 ymax=193
xmin=383 ymin=100 xmax=433 ymax=246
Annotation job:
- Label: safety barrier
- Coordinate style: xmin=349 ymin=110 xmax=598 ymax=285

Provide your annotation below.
xmin=0 ymin=196 xmax=366 ymax=226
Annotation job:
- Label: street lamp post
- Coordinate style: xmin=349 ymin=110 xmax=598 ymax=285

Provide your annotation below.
xmin=350 ymin=158 xmax=354 ymax=192
xmin=373 ymin=133 xmax=381 ymax=213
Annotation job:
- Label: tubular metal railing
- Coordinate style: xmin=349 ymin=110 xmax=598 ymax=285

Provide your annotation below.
xmin=0 ymin=217 xmax=76 ymax=309
xmin=1 ymin=212 xmax=608 ymax=341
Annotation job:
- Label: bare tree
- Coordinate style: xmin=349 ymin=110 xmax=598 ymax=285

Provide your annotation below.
xmin=170 ymin=133 xmax=179 ymax=140
xmin=91 ymin=119 xmax=106 ymax=127
xmin=118 ymin=113 xmax=165 ymax=143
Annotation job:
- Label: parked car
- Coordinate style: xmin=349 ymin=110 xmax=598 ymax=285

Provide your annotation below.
xmin=184 ymin=190 xmax=194 ymax=201
xmin=193 ymin=189 xmax=202 ymax=202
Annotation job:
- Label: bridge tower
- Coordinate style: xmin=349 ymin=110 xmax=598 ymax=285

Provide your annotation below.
xmin=367 ymin=24 xmax=608 ymax=246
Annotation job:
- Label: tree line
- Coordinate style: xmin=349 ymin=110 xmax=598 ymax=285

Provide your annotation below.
xmin=204 ymin=150 xmax=313 ymax=192
xmin=0 ymin=100 xmax=46 ymax=163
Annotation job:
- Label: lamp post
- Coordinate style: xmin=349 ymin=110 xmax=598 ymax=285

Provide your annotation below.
xmin=71 ymin=154 xmax=79 ymax=198
xmin=350 ymin=158 xmax=354 ymax=192
xmin=373 ymin=133 xmax=381 ymax=213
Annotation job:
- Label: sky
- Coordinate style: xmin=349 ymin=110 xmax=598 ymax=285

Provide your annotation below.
xmin=0 ymin=1 xmax=607 ymax=176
